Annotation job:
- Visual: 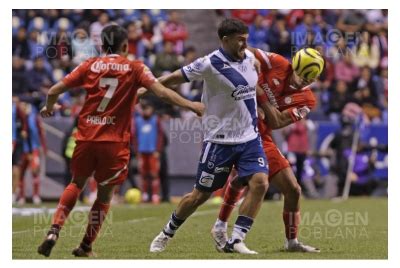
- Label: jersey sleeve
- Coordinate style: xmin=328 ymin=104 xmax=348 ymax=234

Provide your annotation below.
xmin=134 ymin=63 xmax=157 ymax=88
xmin=62 ymin=59 xmax=92 ymax=88
xmin=284 ymin=89 xmax=317 ymax=123
xmin=181 ymin=56 xmax=210 ymax=82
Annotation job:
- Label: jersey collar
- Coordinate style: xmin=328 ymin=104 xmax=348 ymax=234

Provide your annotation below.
xmin=218 ymin=47 xmax=246 ymax=63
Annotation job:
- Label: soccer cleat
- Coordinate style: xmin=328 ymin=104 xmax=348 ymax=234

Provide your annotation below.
xmin=17 ymin=197 xmax=26 ymax=206
xmin=223 ymin=239 xmax=258 ymax=254
xmin=72 ymin=242 xmax=96 ymax=257
xmin=284 ymin=240 xmax=320 ymax=253
xmin=150 ymin=231 xmax=172 ymax=252
xmin=37 ymin=226 xmax=60 ymax=257
xmin=33 ymin=195 xmax=42 ymax=205
xmin=211 ymin=227 xmax=228 ymax=252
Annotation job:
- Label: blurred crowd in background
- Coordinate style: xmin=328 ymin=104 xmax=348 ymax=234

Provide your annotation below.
xmin=12 ymin=9 xmax=388 ymax=205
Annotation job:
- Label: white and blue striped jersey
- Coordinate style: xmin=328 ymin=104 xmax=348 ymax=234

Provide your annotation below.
xmin=181 ymin=48 xmax=259 ymax=144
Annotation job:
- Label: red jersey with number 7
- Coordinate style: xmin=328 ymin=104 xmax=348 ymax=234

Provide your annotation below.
xmin=62 ymin=54 xmax=157 ymax=142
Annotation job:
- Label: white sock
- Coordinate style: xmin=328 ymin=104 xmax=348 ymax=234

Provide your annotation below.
xmin=288 ymin=238 xmax=299 ymax=245
xmin=215 ymin=218 xmax=228 ymax=229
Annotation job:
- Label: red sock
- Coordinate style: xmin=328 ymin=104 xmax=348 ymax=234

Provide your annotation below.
xmin=52 ymin=183 xmax=81 ymax=227
xmin=151 ymin=176 xmax=160 ymax=196
xmin=33 ymin=175 xmax=40 ymax=196
xmin=218 ymin=181 xmax=244 ymax=222
xmin=283 ymin=210 xmax=300 ymax=240
xmin=82 ymin=200 xmax=110 ymax=246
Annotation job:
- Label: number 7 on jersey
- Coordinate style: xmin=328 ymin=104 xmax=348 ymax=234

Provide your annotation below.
xmin=97 ymin=77 xmax=119 ymax=112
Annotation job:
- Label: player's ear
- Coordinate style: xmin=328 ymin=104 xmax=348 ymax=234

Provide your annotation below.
xmin=121 ymin=40 xmax=129 ymax=55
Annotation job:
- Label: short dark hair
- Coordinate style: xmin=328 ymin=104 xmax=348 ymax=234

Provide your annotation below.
xmin=217 ymin=18 xmax=248 ymax=40
xmin=101 ymin=24 xmax=128 ymax=54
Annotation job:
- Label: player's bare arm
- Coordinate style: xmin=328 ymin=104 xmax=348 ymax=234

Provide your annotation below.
xmin=147 ymin=82 xmax=205 ymax=116
xmin=137 ymin=69 xmax=186 ymax=98
xmin=40 ymin=81 xmax=68 ymax=118
xmin=256 ymin=85 xmax=309 ymax=129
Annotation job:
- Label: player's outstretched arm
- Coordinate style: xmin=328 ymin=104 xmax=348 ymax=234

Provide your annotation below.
xmin=158 ymin=69 xmax=187 ymax=87
xmin=256 ymin=85 xmax=309 ymax=129
xmin=147 ymin=82 xmax=204 ymax=117
xmin=40 ymin=81 xmax=68 ymax=118
xmin=137 ymin=69 xmax=187 ymax=98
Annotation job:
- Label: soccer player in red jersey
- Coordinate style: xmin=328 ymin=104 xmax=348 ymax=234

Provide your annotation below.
xmin=211 ymin=47 xmax=324 ymax=253
xmin=37 ymin=25 xmax=204 ymax=258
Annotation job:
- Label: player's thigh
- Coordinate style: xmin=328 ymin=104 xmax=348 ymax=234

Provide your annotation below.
xmin=71 ymin=141 xmax=97 ymax=179
xmin=94 ymin=142 xmax=130 ymax=186
xmin=235 ymin=137 xmax=269 ymax=186
xmin=263 ymin=141 xmax=291 ymax=180
xmin=270 ymin=167 xmax=301 ymax=196
xmin=96 ymin=183 xmax=118 ymax=203
xmin=195 ymin=142 xmax=235 ymax=193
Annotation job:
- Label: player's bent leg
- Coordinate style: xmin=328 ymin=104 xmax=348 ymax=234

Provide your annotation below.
xmin=270 ymin=168 xmax=320 ymax=253
xmin=150 ymin=188 xmax=212 ymax=253
xmin=212 ymin=175 xmax=245 ymax=251
xmin=224 ymin=172 xmax=269 ymax=254
xmin=72 ymin=183 xmax=115 ymax=257
xmin=38 ymin=177 xmax=87 ymax=257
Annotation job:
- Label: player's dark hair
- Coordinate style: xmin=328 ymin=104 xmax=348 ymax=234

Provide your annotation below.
xmin=101 ymin=24 xmax=128 ymax=54
xmin=217 ymin=18 xmax=248 ymax=40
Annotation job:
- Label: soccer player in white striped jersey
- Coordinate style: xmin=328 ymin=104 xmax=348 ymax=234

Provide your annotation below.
xmin=149 ymin=18 xmax=270 ymax=254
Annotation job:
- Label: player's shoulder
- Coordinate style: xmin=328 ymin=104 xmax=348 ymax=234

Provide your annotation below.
xmin=254 ymin=49 xmax=289 ymax=69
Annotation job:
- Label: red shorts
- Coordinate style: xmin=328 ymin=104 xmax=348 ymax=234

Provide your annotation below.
xmin=138 ymin=153 xmax=160 ymax=176
xmin=263 ymin=140 xmax=290 ymax=179
xmin=71 ymin=141 xmax=130 ymax=186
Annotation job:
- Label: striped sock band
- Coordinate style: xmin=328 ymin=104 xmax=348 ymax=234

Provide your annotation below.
xmin=163 ymin=211 xmax=185 ymax=237
xmin=230 ymin=215 xmax=254 ymax=242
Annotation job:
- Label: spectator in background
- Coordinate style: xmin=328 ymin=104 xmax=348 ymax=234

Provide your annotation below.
xmin=152 ymin=41 xmax=182 ymax=77
xmin=12 ymin=57 xmax=29 ymax=96
xmin=351 ymin=31 xmax=380 ymax=70
xmin=133 ymin=100 xmax=164 ymax=204
xmin=162 ymin=10 xmax=188 ymax=55
xmin=327 ymin=80 xmax=353 ymax=121
xmin=267 ymin=13 xmax=291 ymax=58
xmin=126 ymin=21 xmax=143 ymax=59
xmin=12 ymin=27 xmax=31 ymax=59
xmin=71 ymin=26 xmax=98 ymax=65
xmin=46 ymin=23 xmax=72 ymax=63
xmin=336 ymin=10 xmax=366 ymax=35
xmin=138 ymin=12 xmax=163 ymax=65
xmin=327 ymin=36 xmax=348 ymax=63
xmin=26 ymin=56 xmax=54 ymax=97
xmin=248 ymin=14 xmax=269 ymax=51
xmin=231 ymin=9 xmax=258 ymax=25
xmin=334 ymin=52 xmax=360 ymax=83
xmin=292 ymin=12 xmax=321 ymax=50
xmin=28 ymin=29 xmax=46 ymax=60
xmin=90 ymin=11 xmax=110 ymax=51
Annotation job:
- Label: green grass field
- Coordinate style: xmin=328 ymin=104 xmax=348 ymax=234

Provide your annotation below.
xmin=12 ymin=197 xmax=387 ymax=259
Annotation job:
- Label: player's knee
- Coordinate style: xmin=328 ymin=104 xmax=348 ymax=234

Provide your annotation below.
xmin=250 ymin=174 xmax=269 ymax=194
xmin=289 ymin=183 xmax=302 ymax=200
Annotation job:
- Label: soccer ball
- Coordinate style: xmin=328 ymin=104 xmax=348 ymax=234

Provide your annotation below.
xmin=125 ymin=188 xmax=141 ymax=204
xmin=292 ymin=48 xmax=325 ymax=81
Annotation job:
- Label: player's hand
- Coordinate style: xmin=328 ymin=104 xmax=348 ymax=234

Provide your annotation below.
xmin=137 ymin=87 xmax=148 ymax=98
xmin=40 ymin=104 xmax=61 ymax=118
xmin=191 ymin=102 xmax=205 ymax=117
xmin=40 ymin=106 xmax=54 ymax=118
xmin=292 ymin=106 xmax=311 ymax=121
